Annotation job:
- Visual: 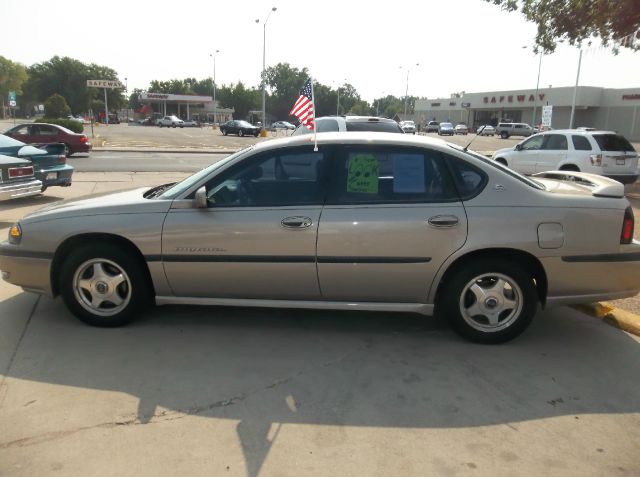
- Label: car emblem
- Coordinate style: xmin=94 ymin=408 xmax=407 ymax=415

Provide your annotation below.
xmin=493 ymin=184 xmax=505 ymax=191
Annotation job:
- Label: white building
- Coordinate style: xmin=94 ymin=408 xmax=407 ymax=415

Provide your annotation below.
xmin=414 ymin=86 xmax=640 ymax=141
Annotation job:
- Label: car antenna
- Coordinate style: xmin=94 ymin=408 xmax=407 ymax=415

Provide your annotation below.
xmin=463 ymin=126 xmax=485 ymax=152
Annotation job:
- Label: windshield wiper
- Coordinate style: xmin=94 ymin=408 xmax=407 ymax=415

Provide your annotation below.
xmin=145 ymin=183 xmax=177 ymax=199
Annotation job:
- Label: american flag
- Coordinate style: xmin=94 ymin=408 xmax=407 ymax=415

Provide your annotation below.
xmin=289 ymin=78 xmax=315 ymax=130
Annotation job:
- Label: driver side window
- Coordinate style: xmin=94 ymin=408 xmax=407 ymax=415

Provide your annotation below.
xmin=521 ymin=135 xmax=544 ymax=151
xmin=205 ymin=148 xmax=326 ymax=207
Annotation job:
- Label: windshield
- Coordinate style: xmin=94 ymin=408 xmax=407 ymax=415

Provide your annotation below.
xmin=448 ymin=144 xmax=545 ymax=190
xmin=158 ymin=147 xmax=254 ymax=199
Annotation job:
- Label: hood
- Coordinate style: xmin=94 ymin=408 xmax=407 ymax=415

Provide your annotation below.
xmin=22 ymin=187 xmax=172 ymax=223
xmin=493 ymin=147 xmax=515 ymax=157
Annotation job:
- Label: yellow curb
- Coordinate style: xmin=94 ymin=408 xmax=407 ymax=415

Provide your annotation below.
xmin=574 ymin=302 xmax=640 ymax=337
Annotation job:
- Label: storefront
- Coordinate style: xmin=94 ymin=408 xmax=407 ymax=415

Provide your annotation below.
xmin=138 ymin=92 xmax=232 ymax=122
xmin=414 ymin=86 xmax=640 ymax=141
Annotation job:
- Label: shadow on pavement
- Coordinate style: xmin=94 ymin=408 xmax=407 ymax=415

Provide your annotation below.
xmin=2 ymin=295 xmax=639 ymax=477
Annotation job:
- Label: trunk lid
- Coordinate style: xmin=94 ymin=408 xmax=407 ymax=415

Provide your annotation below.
xmin=532 ymin=170 xmax=625 ymax=198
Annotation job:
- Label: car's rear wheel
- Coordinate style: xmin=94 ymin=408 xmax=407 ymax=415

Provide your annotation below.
xmin=222 ymin=129 xmax=227 ymax=135
xmin=63 ymin=143 xmax=73 ymax=157
xmin=60 ymin=243 xmax=150 ymax=327
xmin=560 ymin=164 xmax=580 ymax=172
xmin=239 ymin=129 xmax=244 ymax=137
xmin=439 ymin=259 xmax=537 ymax=343
xmin=500 ymin=131 xmax=509 ymax=139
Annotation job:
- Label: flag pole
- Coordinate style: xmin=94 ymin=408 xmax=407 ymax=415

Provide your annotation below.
xmin=311 ymin=76 xmax=318 ymax=152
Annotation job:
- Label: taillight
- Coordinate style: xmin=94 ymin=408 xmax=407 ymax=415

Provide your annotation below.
xmin=58 ymin=154 xmax=66 ymax=164
xmin=8 ymin=166 xmax=34 ymax=178
xmin=79 ymin=135 xmax=87 ymax=143
xmin=590 ymin=154 xmax=602 ymax=166
xmin=621 ymin=206 xmax=634 ymax=244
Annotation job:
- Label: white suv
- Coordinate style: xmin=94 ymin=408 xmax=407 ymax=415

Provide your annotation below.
xmin=492 ymin=129 xmax=639 ymax=184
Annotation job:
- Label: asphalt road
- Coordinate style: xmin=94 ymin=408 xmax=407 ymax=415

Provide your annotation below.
xmin=69 ymin=151 xmax=228 ymax=172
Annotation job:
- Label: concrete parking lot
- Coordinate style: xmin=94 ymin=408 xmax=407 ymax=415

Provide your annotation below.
xmin=1 ymin=174 xmax=640 ymax=476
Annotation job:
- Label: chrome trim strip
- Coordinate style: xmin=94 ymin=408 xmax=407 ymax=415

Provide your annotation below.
xmin=0 ymin=248 xmax=54 ymax=260
xmin=155 ymin=296 xmax=434 ymax=315
xmin=561 ymin=252 xmax=640 ymax=263
xmin=317 ymin=256 xmax=432 ymax=264
xmin=149 ymin=255 xmax=432 ymax=264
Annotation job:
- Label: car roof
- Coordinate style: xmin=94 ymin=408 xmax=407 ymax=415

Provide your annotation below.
xmin=537 ymin=129 xmax=618 ymax=135
xmin=252 ymin=131 xmax=450 ymax=154
xmin=319 ymin=115 xmax=398 ymax=124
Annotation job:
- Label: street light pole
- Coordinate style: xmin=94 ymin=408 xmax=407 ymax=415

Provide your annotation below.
xmin=210 ymin=50 xmax=219 ymax=125
xmin=401 ymin=63 xmax=419 ymax=120
xmin=532 ymin=52 xmax=542 ymax=128
xmin=569 ymin=48 xmax=583 ymax=129
xmin=256 ymin=7 xmax=277 ymax=131
xmin=124 ymin=77 xmax=128 ymax=121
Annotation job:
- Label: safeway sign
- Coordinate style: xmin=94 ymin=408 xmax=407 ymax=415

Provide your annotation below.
xmin=87 ymin=79 xmax=123 ymax=89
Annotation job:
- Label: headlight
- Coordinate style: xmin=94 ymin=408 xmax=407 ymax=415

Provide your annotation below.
xmin=8 ymin=223 xmax=22 ymax=245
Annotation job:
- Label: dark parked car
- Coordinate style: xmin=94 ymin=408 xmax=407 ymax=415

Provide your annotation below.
xmin=4 ymin=123 xmax=92 ymax=156
xmin=0 ymin=135 xmax=74 ymax=192
xmin=0 ymin=154 xmax=42 ymax=201
xmin=220 ymin=120 xmax=260 ymax=137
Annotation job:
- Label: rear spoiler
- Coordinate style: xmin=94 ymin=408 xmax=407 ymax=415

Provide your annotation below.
xmin=532 ymin=171 xmax=625 ymax=198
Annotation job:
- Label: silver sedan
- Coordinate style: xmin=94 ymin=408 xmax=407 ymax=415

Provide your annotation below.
xmin=1 ymin=133 xmax=639 ymax=343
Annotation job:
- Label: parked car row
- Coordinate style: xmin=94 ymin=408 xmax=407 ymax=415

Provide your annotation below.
xmin=0 ymin=135 xmax=74 ymax=199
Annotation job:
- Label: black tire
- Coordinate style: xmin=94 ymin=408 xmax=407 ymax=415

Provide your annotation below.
xmin=495 ymin=157 xmax=508 ymax=167
xmin=500 ymin=131 xmax=509 ymax=139
xmin=59 ymin=243 xmax=150 ymax=327
xmin=63 ymin=143 xmax=73 ymax=157
xmin=239 ymin=129 xmax=244 ymax=137
xmin=439 ymin=258 xmax=537 ymax=343
xmin=254 ymin=131 xmax=259 ymax=137
xmin=222 ymin=129 xmax=227 ymax=136
xmin=40 ymin=185 xmax=48 ymax=193
xmin=560 ymin=165 xmax=580 ymax=172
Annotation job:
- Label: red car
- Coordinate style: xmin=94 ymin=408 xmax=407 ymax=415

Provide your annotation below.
xmin=4 ymin=123 xmax=92 ymax=156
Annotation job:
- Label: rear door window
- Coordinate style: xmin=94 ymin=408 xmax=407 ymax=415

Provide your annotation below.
xmin=328 ymin=146 xmax=458 ymax=204
xmin=543 ymin=134 xmax=568 ymax=150
xmin=592 ymin=134 xmax=635 ymax=152
xmin=571 ymin=135 xmax=592 ymax=151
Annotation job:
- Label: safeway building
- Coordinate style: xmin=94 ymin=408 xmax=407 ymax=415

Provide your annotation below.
xmin=414 ymin=86 xmax=640 ymax=141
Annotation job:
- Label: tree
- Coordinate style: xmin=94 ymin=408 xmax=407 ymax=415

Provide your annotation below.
xmin=128 ymin=88 xmax=144 ymax=110
xmin=22 ymin=56 xmax=125 ymax=115
xmin=44 ymin=93 xmax=71 ymax=118
xmin=216 ymin=82 xmax=260 ymax=120
xmin=264 ymin=63 xmax=309 ymax=120
xmin=0 ymin=56 xmax=28 ymax=118
xmin=486 ymin=0 xmax=640 ymax=52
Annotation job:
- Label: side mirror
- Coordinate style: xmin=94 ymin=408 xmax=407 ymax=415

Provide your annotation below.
xmin=515 ymin=144 xmax=522 ymax=151
xmin=194 ymin=186 xmax=208 ymax=208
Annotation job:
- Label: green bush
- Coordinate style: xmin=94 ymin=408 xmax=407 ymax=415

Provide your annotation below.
xmin=43 ymin=93 xmax=71 ymax=118
xmin=36 ymin=118 xmax=84 ymax=133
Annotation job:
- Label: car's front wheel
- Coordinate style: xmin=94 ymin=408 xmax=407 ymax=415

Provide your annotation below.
xmin=239 ymin=129 xmax=244 ymax=137
xmin=440 ymin=259 xmax=537 ymax=343
xmin=222 ymin=129 xmax=227 ymax=135
xmin=500 ymin=131 xmax=509 ymax=139
xmin=60 ymin=243 xmax=150 ymax=327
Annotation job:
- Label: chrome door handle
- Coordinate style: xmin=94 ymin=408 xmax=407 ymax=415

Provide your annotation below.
xmin=428 ymin=215 xmax=459 ymax=228
xmin=281 ymin=216 xmax=313 ymax=228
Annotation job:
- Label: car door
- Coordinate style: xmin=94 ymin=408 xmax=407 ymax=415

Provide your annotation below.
xmin=316 ymin=145 xmax=470 ymax=303
xmin=535 ymin=134 xmax=567 ymax=172
xmin=510 ymin=135 xmax=544 ymax=174
xmin=161 ymin=145 xmax=328 ymax=300
xmin=32 ymin=124 xmax=59 ymax=145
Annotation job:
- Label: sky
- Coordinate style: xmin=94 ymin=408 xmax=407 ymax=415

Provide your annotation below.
xmin=2 ymin=0 xmax=639 ymax=103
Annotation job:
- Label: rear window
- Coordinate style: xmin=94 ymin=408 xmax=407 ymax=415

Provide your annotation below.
xmin=592 ymin=134 xmax=635 ymax=152
xmin=346 ymin=121 xmax=403 ymax=133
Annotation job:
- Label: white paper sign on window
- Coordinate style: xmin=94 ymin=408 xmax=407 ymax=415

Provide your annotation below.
xmin=393 ymin=154 xmax=425 ymax=193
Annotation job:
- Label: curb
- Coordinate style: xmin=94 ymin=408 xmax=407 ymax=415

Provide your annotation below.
xmin=573 ymin=302 xmax=640 ymax=337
